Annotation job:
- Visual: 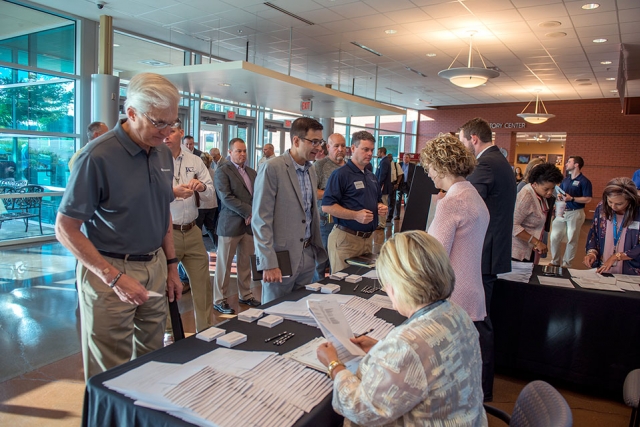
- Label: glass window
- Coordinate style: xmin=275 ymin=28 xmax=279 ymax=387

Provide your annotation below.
xmin=378 ymin=115 xmax=404 ymax=133
xmin=0 ymin=67 xmax=75 ymax=134
xmin=350 ymin=116 xmax=376 ymax=130
xmin=378 ymin=132 xmax=401 ymax=159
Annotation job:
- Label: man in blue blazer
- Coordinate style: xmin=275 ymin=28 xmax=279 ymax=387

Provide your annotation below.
xmin=252 ymin=118 xmax=328 ymax=303
xmin=460 ymin=117 xmax=517 ymax=402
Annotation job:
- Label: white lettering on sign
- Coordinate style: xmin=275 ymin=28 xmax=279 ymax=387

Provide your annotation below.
xmin=490 ymin=122 xmax=526 ymax=129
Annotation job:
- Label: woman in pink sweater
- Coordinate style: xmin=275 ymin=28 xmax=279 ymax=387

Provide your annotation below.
xmin=420 ymin=133 xmax=489 ymax=322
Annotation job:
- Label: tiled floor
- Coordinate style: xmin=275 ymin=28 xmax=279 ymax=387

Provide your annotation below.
xmin=0 ymin=217 xmax=633 ymax=426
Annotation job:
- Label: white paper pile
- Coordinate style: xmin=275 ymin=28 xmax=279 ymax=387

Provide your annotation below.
xmin=536 ymin=276 xmax=575 ymax=289
xmin=216 ymin=331 xmax=247 ymax=348
xmin=329 ymin=272 xmax=348 ymax=281
xmin=497 ymin=261 xmax=534 ymax=283
xmin=238 ymin=308 xmax=264 ymax=323
xmin=305 ymin=282 xmax=323 ymax=291
xmin=345 ymin=274 xmax=362 ymax=283
xmin=614 ymin=274 xmax=640 ymax=292
xmin=367 ymin=294 xmax=394 ymax=310
xmin=320 ymin=283 xmax=341 ymax=294
xmin=257 ymin=314 xmax=283 ymax=328
xmin=195 ymin=327 xmax=226 ymax=342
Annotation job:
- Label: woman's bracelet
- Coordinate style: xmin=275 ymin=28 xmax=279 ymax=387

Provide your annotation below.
xmin=587 ymin=249 xmax=598 ymax=257
xmin=327 ymin=360 xmax=344 ymax=379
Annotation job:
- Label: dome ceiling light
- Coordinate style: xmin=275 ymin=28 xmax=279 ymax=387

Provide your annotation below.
xmin=438 ymin=32 xmax=499 ymax=88
xmin=517 ymin=92 xmax=555 ymax=124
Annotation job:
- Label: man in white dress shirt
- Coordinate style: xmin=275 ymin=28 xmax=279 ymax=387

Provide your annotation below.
xmin=165 ymin=121 xmax=215 ymax=332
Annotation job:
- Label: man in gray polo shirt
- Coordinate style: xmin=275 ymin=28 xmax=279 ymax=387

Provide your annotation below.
xmin=55 ymin=73 xmax=183 ymax=381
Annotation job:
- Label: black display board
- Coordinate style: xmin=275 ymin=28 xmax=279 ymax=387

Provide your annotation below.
xmin=400 ymin=166 xmax=439 ymax=232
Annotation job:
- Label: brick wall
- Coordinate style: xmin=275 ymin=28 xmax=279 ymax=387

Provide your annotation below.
xmin=417 ymin=98 xmax=640 ymax=217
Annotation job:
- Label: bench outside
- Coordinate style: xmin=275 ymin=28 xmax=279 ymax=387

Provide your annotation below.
xmin=0 ymin=185 xmax=44 ymax=234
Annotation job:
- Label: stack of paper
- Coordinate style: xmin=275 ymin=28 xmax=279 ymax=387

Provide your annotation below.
xmin=329 ymin=271 xmax=348 ymax=281
xmin=614 ymin=274 xmax=640 ymax=292
xmin=568 ymin=268 xmax=623 ymax=292
xmin=367 ymin=294 xmax=394 ymax=310
xmin=345 ymin=274 xmax=362 ymax=283
xmin=195 ymin=327 xmax=226 ymax=342
xmin=305 ymin=282 xmax=323 ymax=291
xmin=536 ymin=276 xmax=575 ymax=289
xmin=320 ymin=283 xmax=341 ymax=294
xmin=238 ymin=308 xmax=264 ymax=323
xmin=216 ymin=331 xmax=248 ymax=348
xmin=497 ymin=261 xmax=535 ymax=283
xmin=257 ymin=314 xmax=284 ymax=328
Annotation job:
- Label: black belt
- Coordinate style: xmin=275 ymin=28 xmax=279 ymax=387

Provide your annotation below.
xmin=335 ymin=224 xmax=372 ymax=238
xmin=173 ymin=220 xmax=196 ymax=232
xmin=303 ymin=239 xmax=311 ymax=249
xmin=98 ymin=250 xmax=158 ymax=262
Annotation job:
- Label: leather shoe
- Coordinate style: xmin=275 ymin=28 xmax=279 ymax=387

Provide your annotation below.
xmin=239 ymin=297 xmax=261 ymax=307
xmin=214 ymin=301 xmax=235 ymax=314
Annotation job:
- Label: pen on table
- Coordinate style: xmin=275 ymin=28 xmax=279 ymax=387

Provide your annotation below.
xmin=265 ymin=331 xmax=287 ymax=342
xmin=355 ymin=328 xmax=374 ymax=338
xmin=353 ymin=283 xmax=359 ymax=292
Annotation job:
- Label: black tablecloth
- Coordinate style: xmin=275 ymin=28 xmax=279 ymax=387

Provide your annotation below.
xmin=493 ymin=265 xmax=640 ymax=396
xmin=82 ymin=265 xmax=404 ymax=427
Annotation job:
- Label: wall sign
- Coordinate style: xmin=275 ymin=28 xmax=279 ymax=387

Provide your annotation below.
xmin=489 ymin=122 xmax=526 ymax=129
xmin=300 ymin=101 xmax=313 ymax=112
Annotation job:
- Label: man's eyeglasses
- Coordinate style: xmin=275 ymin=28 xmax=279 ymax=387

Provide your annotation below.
xmin=142 ymin=112 xmax=181 ymax=130
xmin=301 ymin=137 xmax=326 ymax=147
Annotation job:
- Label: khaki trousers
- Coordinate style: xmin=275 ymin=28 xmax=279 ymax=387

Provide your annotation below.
xmin=215 ymin=233 xmax=257 ymax=304
xmin=173 ymin=225 xmax=213 ymax=332
xmin=550 ymin=208 xmax=586 ymax=268
xmin=77 ymin=251 xmax=167 ymax=381
xmin=327 ymin=226 xmax=373 ymax=273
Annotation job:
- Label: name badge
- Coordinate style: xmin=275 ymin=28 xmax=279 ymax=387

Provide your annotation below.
xmin=186 ymin=167 xmax=195 ymax=172
xmin=630 ymin=221 xmax=640 ymax=230
xmin=354 ymin=181 xmax=364 ymax=189
xmin=572 ymin=180 xmax=580 ymax=187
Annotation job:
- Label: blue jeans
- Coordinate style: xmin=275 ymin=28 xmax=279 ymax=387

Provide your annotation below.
xmin=312 ymin=217 xmax=334 ymax=281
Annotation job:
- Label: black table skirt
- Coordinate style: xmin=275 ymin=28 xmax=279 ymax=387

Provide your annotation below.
xmin=82 ymin=265 xmax=404 ymax=427
xmin=493 ymin=265 xmax=640 ymax=397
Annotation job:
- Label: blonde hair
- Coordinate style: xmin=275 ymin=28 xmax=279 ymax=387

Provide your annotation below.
xmin=377 ymin=230 xmax=455 ymax=310
xmin=522 ymin=157 xmax=545 ymax=182
xmin=420 ymin=133 xmax=476 ymax=178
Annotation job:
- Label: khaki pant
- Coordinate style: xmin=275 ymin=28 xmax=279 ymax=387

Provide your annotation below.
xmin=327 ymin=226 xmax=373 ymax=272
xmin=550 ymin=208 xmax=586 ymax=268
xmin=78 ymin=251 xmax=167 ymax=381
xmin=173 ymin=225 xmax=213 ymax=332
xmin=379 ymin=194 xmax=389 ymax=227
xmin=215 ymin=233 xmax=257 ymax=304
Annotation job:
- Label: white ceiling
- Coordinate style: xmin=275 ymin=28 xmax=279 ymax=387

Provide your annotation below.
xmin=9 ymin=0 xmax=640 ymax=110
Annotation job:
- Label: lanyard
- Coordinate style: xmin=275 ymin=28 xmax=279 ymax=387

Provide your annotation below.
xmin=402 ymin=300 xmax=445 ymax=326
xmin=612 ymin=213 xmax=626 ymax=250
xmin=173 ymin=156 xmax=183 ymax=185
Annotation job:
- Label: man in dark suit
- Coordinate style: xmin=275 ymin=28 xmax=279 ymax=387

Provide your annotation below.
xmin=394 ymin=153 xmax=416 ymax=220
xmin=459 ymin=117 xmax=517 ymax=402
xmin=213 ymin=138 xmax=260 ymax=315
xmin=183 ymin=135 xmax=202 ymax=157
xmin=375 ymin=146 xmax=391 ymax=229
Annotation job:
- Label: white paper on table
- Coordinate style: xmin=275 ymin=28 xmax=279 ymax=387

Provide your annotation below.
xmin=568 ymin=268 xmax=617 ymax=284
xmin=614 ymin=274 xmax=640 ymax=284
xmin=537 ymin=276 xmax=576 ymax=288
xmin=185 ymin=348 xmax=275 ymax=376
xmin=572 ymin=278 xmax=624 ymax=292
xmin=616 ymin=281 xmax=640 ymax=292
xmin=103 ymin=361 xmax=200 ymax=410
xmin=367 ymin=294 xmax=394 ymax=310
xmin=307 ymin=299 xmax=365 ymax=357
xmin=362 ymin=269 xmax=378 ymax=279
xmin=300 ymin=293 xmax=354 ymax=305
xmin=285 ymin=337 xmax=361 ymax=373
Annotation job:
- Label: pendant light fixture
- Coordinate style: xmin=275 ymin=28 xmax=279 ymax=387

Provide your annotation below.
xmin=517 ymin=92 xmax=555 ymax=124
xmin=438 ymin=32 xmax=500 ymax=88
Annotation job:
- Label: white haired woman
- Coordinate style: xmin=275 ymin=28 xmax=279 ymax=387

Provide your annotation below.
xmin=317 ymin=231 xmax=487 ymax=427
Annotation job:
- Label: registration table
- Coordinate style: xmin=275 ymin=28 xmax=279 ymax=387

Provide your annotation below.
xmin=493 ymin=266 xmax=640 ymax=396
xmin=82 ymin=266 xmax=404 ymax=427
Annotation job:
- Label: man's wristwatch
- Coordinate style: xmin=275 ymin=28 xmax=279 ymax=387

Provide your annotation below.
xmin=327 ymin=360 xmax=344 ymax=378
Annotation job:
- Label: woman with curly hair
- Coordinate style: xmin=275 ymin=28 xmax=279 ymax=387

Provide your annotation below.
xmin=420 ymin=133 xmax=489 ymax=322
xmin=584 ymin=177 xmax=640 ymax=275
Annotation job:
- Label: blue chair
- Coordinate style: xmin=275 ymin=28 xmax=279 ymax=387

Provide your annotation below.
xmin=484 ymin=380 xmax=573 ymax=426
xmin=624 ymin=369 xmax=640 ymax=427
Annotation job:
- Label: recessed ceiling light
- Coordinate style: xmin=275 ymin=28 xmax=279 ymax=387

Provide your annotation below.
xmin=546 ymin=32 xmax=567 ymax=38
xmin=425 ymin=53 xmax=436 ymax=57
xmin=578 ymin=83 xmax=592 ymax=86
xmin=138 ymin=59 xmax=171 ymax=67
xmin=581 ymin=3 xmax=600 ymax=10
xmin=610 ymin=89 xmax=618 ymax=93
xmin=539 ymin=21 xmax=562 ymax=28
xmin=605 ymin=77 xmax=616 ymax=81
xmin=219 ymin=83 xmax=231 ymax=87
xmin=593 ymin=38 xmax=607 ymax=43
xmin=600 ymin=61 xmax=612 ymax=64
xmin=575 ymin=78 xmax=591 ymax=82
xmin=385 ymin=29 xmax=397 ymax=34
xmin=113 ymin=44 xmax=120 ymax=47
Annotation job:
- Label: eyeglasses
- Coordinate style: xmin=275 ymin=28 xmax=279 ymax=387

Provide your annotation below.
xmin=301 ymin=137 xmax=326 ymax=147
xmin=141 ymin=112 xmax=181 ymax=130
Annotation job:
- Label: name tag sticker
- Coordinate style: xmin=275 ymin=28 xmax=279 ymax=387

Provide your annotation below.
xmin=354 ymin=181 xmax=364 ymax=189
xmin=630 ymin=221 xmax=640 ymax=230
xmin=572 ymin=180 xmax=580 ymax=187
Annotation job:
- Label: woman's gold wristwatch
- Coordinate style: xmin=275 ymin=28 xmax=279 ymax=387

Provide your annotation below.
xmin=615 ymin=252 xmax=624 ymax=261
xmin=327 ymin=360 xmax=344 ymax=378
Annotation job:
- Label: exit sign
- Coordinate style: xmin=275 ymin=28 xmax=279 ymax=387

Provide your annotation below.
xmin=284 ymin=120 xmax=292 ymax=128
xmin=300 ymin=101 xmax=313 ymax=112
xmin=226 ymin=110 xmax=236 ymax=120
